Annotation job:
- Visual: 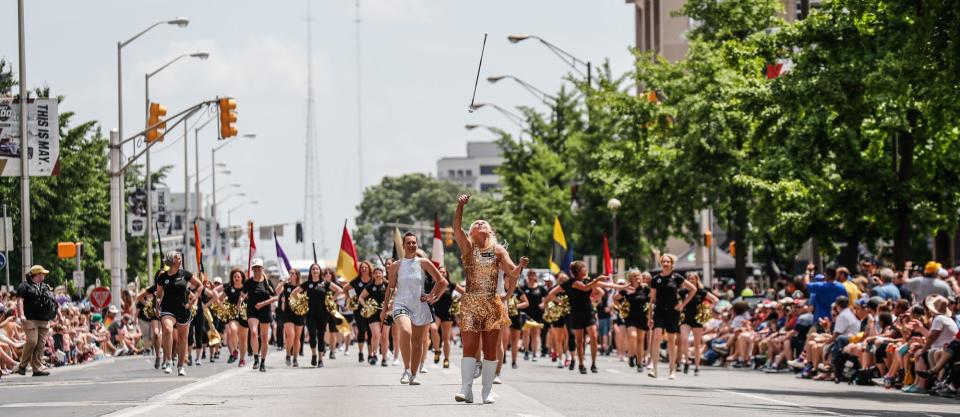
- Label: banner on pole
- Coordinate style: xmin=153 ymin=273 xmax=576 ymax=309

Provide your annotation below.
xmin=0 ymin=98 xmax=60 ymax=176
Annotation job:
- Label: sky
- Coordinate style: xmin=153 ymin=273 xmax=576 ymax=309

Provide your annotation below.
xmin=0 ymin=0 xmax=635 ymax=263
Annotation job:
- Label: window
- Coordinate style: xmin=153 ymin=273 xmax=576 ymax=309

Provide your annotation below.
xmin=447 ymin=170 xmax=455 ymax=178
xmin=465 ymin=169 xmax=473 ymax=177
xmin=457 ymin=169 xmax=464 ymax=177
xmin=480 ymin=183 xmax=500 ymax=192
xmin=480 ymin=165 xmax=498 ymax=175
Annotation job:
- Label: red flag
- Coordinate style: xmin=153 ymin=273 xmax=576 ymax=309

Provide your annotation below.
xmin=431 ymin=214 xmax=444 ymax=267
xmin=247 ymin=221 xmax=257 ymax=277
xmin=336 ymin=220 xmax=359 ymax=281
xmin=766 ymin=63 xmax=783 ymax=79
xmin=193 ymin=222 xmax=204 ymax=274
xmin=602 ymin=234 xmax=612 ymax=276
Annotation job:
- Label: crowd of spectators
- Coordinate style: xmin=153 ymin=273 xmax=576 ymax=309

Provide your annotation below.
xmin=0 ymin=283 xmax=145 ymax=376
xmin=692 ymin=260 xmax=960 ymax=398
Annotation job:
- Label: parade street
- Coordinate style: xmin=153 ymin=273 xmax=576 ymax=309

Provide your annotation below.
xmin=1 ymin=348 xmax=957 ymax=417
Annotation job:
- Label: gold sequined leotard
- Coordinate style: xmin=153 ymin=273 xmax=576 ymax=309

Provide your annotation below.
xmin=459 ymin=245 xmax=510 ymax=332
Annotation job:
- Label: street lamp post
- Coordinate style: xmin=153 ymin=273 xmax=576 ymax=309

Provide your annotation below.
xmin=469 ymin=103 xmax=526 ymax=141
xmin=116 ymin=16 xmax=188 ymax=302
xmin=145 ymin=51 xmax=209 ymax=283
xmin=16 ymin=0 xmax=31 ymax=276
xmin=507 ymin=35 xmax=592 ymax=87
xmin=607 ymin=198 xmax=621 ymax=276
xmin=487 ymin=75 xmax=553 ymax=105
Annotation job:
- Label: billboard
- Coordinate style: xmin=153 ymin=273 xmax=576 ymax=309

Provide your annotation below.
xmin=0 ymin=98 xmax=60 ymax=176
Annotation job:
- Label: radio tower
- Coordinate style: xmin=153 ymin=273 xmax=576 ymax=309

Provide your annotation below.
xmin=303 ymin=0 xmax=326 ymax=258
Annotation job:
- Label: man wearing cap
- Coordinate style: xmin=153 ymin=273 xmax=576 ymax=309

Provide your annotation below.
xmin=905 ymin=262 xmax=955 ymax=303
xmin=14 ymin=265 xmax=58 ymax=376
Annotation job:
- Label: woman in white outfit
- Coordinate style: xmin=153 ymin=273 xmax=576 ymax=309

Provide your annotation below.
xmin=382 ymin=232 xmax=448 ymax=386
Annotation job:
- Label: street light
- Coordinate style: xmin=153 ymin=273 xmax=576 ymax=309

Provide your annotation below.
xmin=487 ymin=75 xmax=553 ymax=104
xmin=212 ymin=133 xmax=255 ymax=223
xmin=507 ymin=34 xmax=592 ymax=86
xmin=144 ymin=50 xmax=210 ymax=281
xmin=607 ymin=198 xmax=622 ymax=276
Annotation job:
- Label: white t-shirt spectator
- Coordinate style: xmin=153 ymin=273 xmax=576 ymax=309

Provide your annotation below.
xmin=731 ymin=313 xmax=751 ymax=329
xmin=833 ymin=308 xmax=859 ymax=336
xmin=904 ymin=276 xmax=954 ymax=303
xmin=930 ymin=314 xmax=959 ymax=349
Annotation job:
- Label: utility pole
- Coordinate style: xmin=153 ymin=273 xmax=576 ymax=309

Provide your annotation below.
xmin=17 ymin=0 xmax=32 ymax=276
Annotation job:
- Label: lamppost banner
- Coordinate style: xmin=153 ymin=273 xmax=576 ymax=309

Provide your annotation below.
xmin=0 ymin=98 xmax=59 ymax=176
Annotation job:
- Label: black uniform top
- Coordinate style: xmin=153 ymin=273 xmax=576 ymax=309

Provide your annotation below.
xmin=679 ymin=287 xmax=709 ymax=318
xmin=523 ymin=285 xmax=548 ymax=316
xmin=16 ymin=280 xmax=56 ymax=321
xmin=619 ymin=286 xmax=650 ymax=322
xmin=242 ymin=278 xmax=275 ymax=310
xmin=596 ymin=289 xmax=612 ymax=319
xmin=279 ymin=283 xmax=300 ymax=313
xmin=652 ymin=272 xmax=685 ymax=311
xmin=148 ymin=269 xmax=194 ymax=313
xmin=432 ymin=281 xmax=457 ymax=313
xmin=561 ymin=277 xmax=595 ymax=314
xmin=224 ymin=285 xmax=243 ymax=305
xmin=350 ymin=278 xmax=371 ymax=312
xmin=300 ymin=279 xmax=332 ymax=315
xmin=364 ymin=281 xmax=388 ymax=304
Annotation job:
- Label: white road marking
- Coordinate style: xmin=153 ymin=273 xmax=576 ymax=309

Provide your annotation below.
xmin=0 ymin=401 xmax=137 ymax=408
xmin=606 ymin=368 xmax=621 ymax=374
xmin=0 ymin=377 xmax=196 ymax=389
xmin=715 ymin=389 xmax=876 ymax=417
xmin=102 ymin=367 xmax=242 ymax=417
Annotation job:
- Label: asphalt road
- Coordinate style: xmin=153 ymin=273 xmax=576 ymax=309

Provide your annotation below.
xmin=2 ymin=347 xmax=958 ymax=417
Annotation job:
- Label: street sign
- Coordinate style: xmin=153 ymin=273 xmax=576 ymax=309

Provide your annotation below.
xmin=89 ymin=286 xmax=111 ymax=309
xmin=0 ymin=217 xmax=12 ymax=251
xmin=127 ymin=214 xmax=146 ymax=237
xmin=0 ymin=98 xmax=60 ymax=177
xmin=0 ymin=252 xmax=6 ymax=270
xmin=72 ymin=270 xmax=84 ymax=290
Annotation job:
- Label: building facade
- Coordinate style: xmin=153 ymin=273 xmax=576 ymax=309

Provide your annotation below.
xmin=625 ymin=0 xmax=816 ymax=63
xmin=437 ymin=141 xmax=503 ymax=192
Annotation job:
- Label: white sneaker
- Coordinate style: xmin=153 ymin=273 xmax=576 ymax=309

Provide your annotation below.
xmin=420 ymin=366 xmax=428 ymax=374
xmin=409 ymin=374 xmax=421 ymax=386
xmin=178 ymin=366 xmax=186 ymax=377
xmin=668 ymin=371 xmax=676 ymax=380
xmin=473 ymin=361 xmax=482 ymax=379
xmin=393 ymin=356 xmax=400 ymax=366
xmin=163 ymin=362 xmax=172 ymax=374
xmin=493 ymin=375 xmax=502 ymax=385
xmin=401 ymin=370 xmax=411 ymax=384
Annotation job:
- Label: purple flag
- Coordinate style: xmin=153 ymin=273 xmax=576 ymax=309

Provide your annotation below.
xmin=274 ymin=232 xmax=292 ymax=272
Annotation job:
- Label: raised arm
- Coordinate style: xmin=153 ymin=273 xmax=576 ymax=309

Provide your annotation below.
xmin=453 ymin=194 xmax=472 ymax=252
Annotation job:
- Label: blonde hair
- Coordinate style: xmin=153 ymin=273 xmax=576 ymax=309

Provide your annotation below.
xmin=468 ymin=220 xmax=499 ymax=249
xmin=660 ymin=253 xmax=677 ymax=265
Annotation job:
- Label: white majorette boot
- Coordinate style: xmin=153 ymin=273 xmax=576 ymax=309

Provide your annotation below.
xmin=455 ymin=357 xmax=476 ymax=403
xmin=481 ymin=359 xmax=498 ymax=404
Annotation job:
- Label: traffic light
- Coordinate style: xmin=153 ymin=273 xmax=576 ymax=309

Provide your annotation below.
xmin=729 ymin=241 xmax=736 ymax=257
xmin=57 ymin=242 xmax=78 ymax=259
xmin=218 ymin=98 xmax=237 ymax=138
xmin=703 ymin=230 xmax=713 ymax=248
xmin=146 ymin=102 xmax=167 ymax=143
xmin=442 ymin=227 xmax=454 ymax=247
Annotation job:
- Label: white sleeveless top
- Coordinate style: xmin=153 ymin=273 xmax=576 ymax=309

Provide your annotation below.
xmin=392 ymin=257 xmax=434 ymax=326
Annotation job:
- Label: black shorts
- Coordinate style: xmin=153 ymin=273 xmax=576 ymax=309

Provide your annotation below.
xmin=551 ymin=315 xmax=568 ymax=329
xmin=509 ymin=313 xmax=526 ymax=330
xmin=283 ymin=310 xmax=305 ymax=326
xmin=682 ymin=316 xmax=703 ymax=329
xmin=247 ymin=306 xmax=273 ymax=324
xmin=625 ymin=317 xmax=648 ymax=330
xmin=567 ymin=313 xmax=597 ymax=330
xmin=327 ymin=317 xmax=338 ymax=332
xmin=232 ymin=318 xmax=249 ymax=328
xmin=434 ymin=304 xmax=454 ymax=322
xmin=653 ymin=309 xmax=680 ymax=333
xmin=160 ymin=309 xmax=191 ymax=325
xmin=525 ymin=309 xmax=544 ymax=325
